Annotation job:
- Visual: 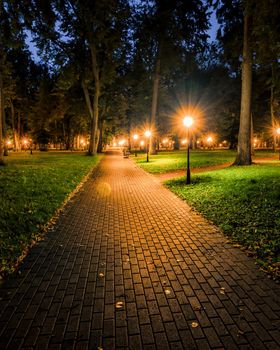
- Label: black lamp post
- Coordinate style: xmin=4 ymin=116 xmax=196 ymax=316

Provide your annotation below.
xmin=145 ymin=130 xmax=151 ymax=162
xmin=183 ymin=116 xmax=194 ymax=185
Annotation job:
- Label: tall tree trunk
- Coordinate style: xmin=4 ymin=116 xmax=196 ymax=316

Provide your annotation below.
xmin=89 ymin=40 xmax=100 ymax=156
xmin=150 ymin=55 xmax=161 ymax=155
xmin=150 ymin=38 xmax=163 ymax=155
xmin=234 ymin=10 xmax=252 ymax=165
xmin=251 ymin=113 xmax=254 ymax=156
xmin=92 ymin=81 xmax=100 ymax=155
xmin=97 ymin=119 xmax=104 ymax=153
xmin=17 ymin=112 xmax=21 ymax=151
xmin=81 ymin=79 xmax=95 ymax=155
xmin=271 ymin=64 xmax=276 ymax=151
xmin=3 ymin=107 xmax=7 ymax=156
xmin=11 ymin=99 xmax=17 ymax=150
xmin=0 ymin=72 xmax=4 ymax=164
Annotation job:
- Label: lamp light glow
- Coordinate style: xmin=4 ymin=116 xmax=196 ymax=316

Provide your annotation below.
xmin=144 ymin=130 xmax=151 ymax=138
xmin=183 ymin=116 xmax=194 ymax=128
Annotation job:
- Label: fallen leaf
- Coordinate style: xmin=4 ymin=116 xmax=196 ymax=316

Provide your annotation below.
xmin=220 ymin=287 xmax=225 ymax=294
xmin=115 ymin=301 xmax=124 ymax=309
xmin=165 ymin=289 xmax=171 ymax=295
xmin=191 ymin=322 xmax=199 ymax=328
xmin=99 ymin=273 xmax=104 ymax=278
xmin=193 ymin=305 xmax=201 ymax=311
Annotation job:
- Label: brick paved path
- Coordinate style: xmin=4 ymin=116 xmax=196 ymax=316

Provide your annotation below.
xmin=0 ymin=151 xmax=280 ymax=350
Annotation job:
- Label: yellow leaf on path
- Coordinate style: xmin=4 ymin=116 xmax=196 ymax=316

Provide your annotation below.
xmin=191 ymin=322 xmax=199 ymax=328
xmin=116 ymin=301 xmax=124 ymax=309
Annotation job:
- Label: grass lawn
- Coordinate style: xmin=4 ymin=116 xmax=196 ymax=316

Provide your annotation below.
xmin=0 ymin=151 xmax=101 ymax=275
xmin=134 ymin=149 xmax=277 ymax=174
xmin=165 ymin=162 xmax=280 ymax=275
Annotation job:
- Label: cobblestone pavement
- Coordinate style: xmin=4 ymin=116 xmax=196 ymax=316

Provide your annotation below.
xmin=0 ymin=151 xmax=280 ymax=350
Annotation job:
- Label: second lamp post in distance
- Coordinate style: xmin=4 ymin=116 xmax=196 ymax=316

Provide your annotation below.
xmin=183 ymin=116 xmax=194 ymax=184
xmin=144 ymin=130 xmax=152 ymax=162
xmin=133 ymin=134 xmax=139 ymax=157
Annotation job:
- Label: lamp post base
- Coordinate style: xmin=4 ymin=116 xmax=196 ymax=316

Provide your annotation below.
xmin=186 ymin=169 xmax=191 ymax=184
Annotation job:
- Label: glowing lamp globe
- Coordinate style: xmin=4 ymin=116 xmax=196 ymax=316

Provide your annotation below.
xmin=183 ymin=116 xmax=194 ymax=128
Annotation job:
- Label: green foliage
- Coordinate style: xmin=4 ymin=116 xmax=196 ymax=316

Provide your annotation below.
xmin=0 ymin=152 xmax=100 ymax=275
xmin=165 ymin=163 xmax=280 ymax=271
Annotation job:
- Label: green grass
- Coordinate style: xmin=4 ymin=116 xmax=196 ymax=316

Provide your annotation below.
xmin=0 ymin=151 xmax=101 ymax=275
xmin=165 ymin=162 xmax=280 ymax=273
xmin=134 ymin=150 xmax=235 ymax=173
xmin=134 ymin=149 xmax=278 ymax=174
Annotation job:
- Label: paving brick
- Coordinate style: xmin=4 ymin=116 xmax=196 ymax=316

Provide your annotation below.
xmin=129 ymin=334 xmax=142 ymax=349
xmin=203 ymin=326 xmax=223 ymax=348
xmin=164 ymin=322 xmax=180 ymax=342
xmin=115 ymin=327 xmax=128 ymax=347
xmin=154 ymin=332 xmax=170 ymax=350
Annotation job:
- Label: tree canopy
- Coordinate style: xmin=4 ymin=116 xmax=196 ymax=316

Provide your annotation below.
xmin=0 ymin=0 xmax=279 ymax=162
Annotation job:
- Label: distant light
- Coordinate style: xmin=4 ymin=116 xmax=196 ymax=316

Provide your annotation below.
xmin=277 ymin=128 xmax=280 ymax=135
xmin=183 ymin=116 xmax=194 ymax=128
xmin=119 ymin=140 xmax=125 ymax=146
xmin=162 ymin=138 xmax=168 ymax=144
xmin=197 ymin=140 xmax=200 ymax=144
xmin=23 ymin=139 xmax=28 ymax=145
xmin=181 ymin=139 xmax=187 ymax=144
xmin=6 ymin=140 xmax=11 ymax=145
xmin=207 ymin=136 xmax=213 ymax=143
xmin=144 ymin=130 xmax=151 ymax=138
xmin=133 ymin=134 xmax=139 ymax=140
xmin=113 ymin=142 xmax=116 ymax=147
xmin=140 ymin=140 xmax=145 ymax=146
xmin=80 ymin=139 xmax=85 ymax=145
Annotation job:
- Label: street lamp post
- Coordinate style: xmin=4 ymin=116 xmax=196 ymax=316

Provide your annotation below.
xmin=133 ymin=134 xmax=139 ymax=156
xmin=277 ymin=127 xmax=280 ymax=160
xmin=183 ymin=116 xmax=194 ymax=185
xmin=144 ymin=130 xmax=151 ymax=162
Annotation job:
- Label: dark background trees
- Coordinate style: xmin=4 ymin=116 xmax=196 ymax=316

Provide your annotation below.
xmin=0 ymin=0 xmax=279 ymax=163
